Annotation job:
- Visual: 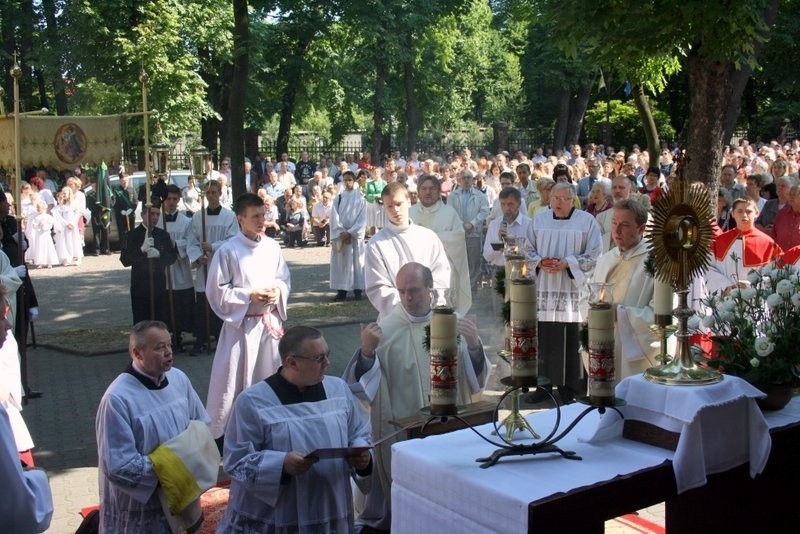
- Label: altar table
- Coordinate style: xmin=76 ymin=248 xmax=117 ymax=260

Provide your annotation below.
xmin=391 ymin=396 xmax=800 ymax=533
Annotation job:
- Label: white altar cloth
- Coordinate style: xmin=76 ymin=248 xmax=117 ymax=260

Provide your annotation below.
xmin=589 ymin=374 xmax=770 ymax=493
xmin=391 ymin=403 xmax=672 ymax=533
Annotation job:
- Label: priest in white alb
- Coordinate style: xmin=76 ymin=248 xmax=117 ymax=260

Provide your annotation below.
xmin=205 ymin=193 xmax=291 ymax=447
xmin=585 ymin=200 xmax=660 ymax=378
xmin=329 ymin=170 xmax=367 ymax=302
xmin=409 ymin=174 xmax=472 ymax=315
xmin=364 ymin=182 xmax=450 ymax=320
xmin=344 ymin=262 xmax=489 ymax=530
xmin=526 ymin=182 xmax=602 ymax=401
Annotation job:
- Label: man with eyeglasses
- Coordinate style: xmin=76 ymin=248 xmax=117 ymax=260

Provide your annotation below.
xmin=344 ymin=262 xmax=489 ymax=531
xmin=218 ymin=325 xmax=372 ymax=533
xmin=525 ymin=183 xmax=602 ymax=404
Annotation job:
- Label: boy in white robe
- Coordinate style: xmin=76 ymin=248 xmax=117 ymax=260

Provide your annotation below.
xmin=344 ymin=262 xmax=490 ymax=530
xmin=525 ymin=183 xmax=602 ymax=400
xmin=364 ymin=182 xmax=451 ymax=320
xmin=409 ymin=174 xmax=472 ymax=315
xmin=186 ymin=180 xmax=239 ymax=354
xmin=219 ymin=326 xmax=372 ymax=533
xmin=205 ymin=193 xmax=291 ymax=447
xmin=329 ymin=171 xmax=367 ymax=301
xmin=96 ymin=321 xmax=212 ymax=533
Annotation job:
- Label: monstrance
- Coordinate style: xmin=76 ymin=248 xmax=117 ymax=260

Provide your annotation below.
xmin=644 ymin=172 xmax=722 ymax=385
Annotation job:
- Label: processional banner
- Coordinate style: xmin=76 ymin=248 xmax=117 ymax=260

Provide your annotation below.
xmin=0 ymin=115 xmax=122 ymax=170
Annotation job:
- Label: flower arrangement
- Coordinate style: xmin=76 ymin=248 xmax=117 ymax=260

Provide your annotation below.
xmin=694 ymin=261 xmax=800 ymax=387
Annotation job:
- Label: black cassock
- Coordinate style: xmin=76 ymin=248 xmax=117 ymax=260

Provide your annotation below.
xmin=120 ymin=224 xmax=177 ymax=325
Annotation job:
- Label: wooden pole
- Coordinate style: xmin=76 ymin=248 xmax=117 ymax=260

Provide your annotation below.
xmin=200 ymin=190 xmax=211 ymax=354
xmin=140 ymin=69 xmax=155 ymax=320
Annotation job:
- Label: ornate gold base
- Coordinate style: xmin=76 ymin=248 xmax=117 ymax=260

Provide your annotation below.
xmin=496 ymin=388 xmax=541 ymax=441
xmin=644 ymin=361 xmax=723 ymax=386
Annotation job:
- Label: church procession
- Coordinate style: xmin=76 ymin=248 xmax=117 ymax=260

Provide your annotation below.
xmin=3 ymin=129 xmax=800 ymax=532
xmin=5 ymin=1 xmax=800 ymax=532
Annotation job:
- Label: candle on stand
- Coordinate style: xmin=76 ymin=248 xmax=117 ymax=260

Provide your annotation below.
xmin=654 ymin=278 xmax=673 ymax=324
xmin=509 ymin=259 xmax=538 ymax=387
xmin=429 ymin=301 xmax=458 ymax=415
xmin=587 ymin=283 xmax=615 ymax=405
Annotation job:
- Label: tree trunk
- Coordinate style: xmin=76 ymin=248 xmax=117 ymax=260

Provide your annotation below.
xmin=228 ymin=0 xmax=249 ymax=199
xmin=565 ymin=80 xmax=592 ymax=147
xmin=275 ymin=33 xmax=312 ymax=161
xmin=553 ymin=88 xmax=570 ymax=151
xmin=40 ymin=0 xmax=67 ymax=115
xmin=722 ymin=0 xmax=780 ymax=143
xmin=371 ymin=35 xmax=387 ymax=163
xmin=403 ymin=31 xmax=421 ymax=156
xmin=632 ymin=83 xmax=660 ymax=171
xmin=684 ymin=47 xmax=733 ymax=198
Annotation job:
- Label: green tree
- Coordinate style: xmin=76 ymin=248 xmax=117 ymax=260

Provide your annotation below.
xmin=584 ymin=99 xmax=675 ymax=150
xmin=540 ymin=0 xmax=777 ymax=190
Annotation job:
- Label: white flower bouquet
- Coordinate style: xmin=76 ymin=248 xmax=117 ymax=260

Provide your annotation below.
xmin=697 ymin=262 xmax=800 ymax=386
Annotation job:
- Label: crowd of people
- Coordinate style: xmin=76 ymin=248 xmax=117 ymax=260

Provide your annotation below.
xmin=4 ymin=136 xmax=800 ymax=533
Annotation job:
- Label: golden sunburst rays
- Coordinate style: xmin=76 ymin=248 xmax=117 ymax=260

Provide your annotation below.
xmin=647 ymin=179 xmax=714 ymax=291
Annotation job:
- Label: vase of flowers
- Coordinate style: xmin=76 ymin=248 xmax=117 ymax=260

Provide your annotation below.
xmin=693 ymin=262 xmax=800 ymax=410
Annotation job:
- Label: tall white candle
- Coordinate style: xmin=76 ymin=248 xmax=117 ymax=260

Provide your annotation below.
xmin=430 ymin=310 xmax=458 ymax=415
xmin=654 ymin=278 xmax=673 ymax=318
xmin=587 ymin=303 xmax=615 ymax=404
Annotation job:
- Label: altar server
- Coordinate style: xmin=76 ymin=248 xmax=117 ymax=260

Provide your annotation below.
xmin=96 ymin=321 xmax=216 ymax=533
xmin=526 ymin=182 xmax=602 ymax=401
xmin=205 ymin=193 xmax=291 ymax=448
xmin=707 ymin=197 xmax=783 ymax=295
xmin=158 ymin=185 xmax=194 ymax=351
xmin=364 ymin=182 xmax=450 ymax=320
xmin=409 ymin=174 xmax=472 ymax=314
xmin=329 ymin=170 xmax=367 ymax=302
xmin=186 ymin=179 xmax=239 ymax=354
xmin=586 ymin=200 xmax=660 ymax=379
xmin=344 ymin=262 xmax=489 ymax=530
xmin=218 ymin=326 xmax=372 ymax=533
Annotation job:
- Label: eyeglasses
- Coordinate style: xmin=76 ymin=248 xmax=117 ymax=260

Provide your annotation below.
xmin=293 ymin=351 xmax=330 ymax=364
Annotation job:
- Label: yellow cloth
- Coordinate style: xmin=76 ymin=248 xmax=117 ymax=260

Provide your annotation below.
xmin=149 ymin=443 xmax=202 ymax=514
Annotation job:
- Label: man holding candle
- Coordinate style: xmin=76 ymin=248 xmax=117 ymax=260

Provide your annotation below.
xmin=364 ymin=182 xmax=451 ymax=320
xmin=344 ymin=262 xmax=490 ymax=531
xmin=526 ymin=182 xmax=602 ymax=403
xmin=587 ymin=200 xmax=662 ymax=379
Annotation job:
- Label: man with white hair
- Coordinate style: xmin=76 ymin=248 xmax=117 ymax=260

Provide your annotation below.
xmin=447 ymin=170 xmax=490 ymax=293
xmin=526 ymin=182 xmax=602 ymax=402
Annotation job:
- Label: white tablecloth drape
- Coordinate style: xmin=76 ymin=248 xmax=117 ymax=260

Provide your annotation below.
xmin=391 ymin=404 xmax=672 ymax=533
xmin=587 ymin=374 xmax=770 ymax=493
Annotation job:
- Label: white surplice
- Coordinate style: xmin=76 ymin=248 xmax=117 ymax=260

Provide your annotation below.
xmin=343 ymin=305 xmax=489 ymax=530
xmin=588 ymin=238 xmax=661 ymax=378
xmin=158 ymin=211 xmax=194 ymax=290
xmin=526 ymin=207 xmax=603 ymax=323
xmin=205 ymin=232 xmax=291 ymax=438
xmin=409 ymin=200 xmax=472 ymax=315
xmin=0 ymin=404 xmax=52 ymax=533
xmin=95 ymin=367 xmax=209 ymax=533
xmin=0 ymin=333 xmax=33 ymax=452
xmin=186 ymin=206 xmax=239 ymax=293
xmin=364 ymin=222 xmax=451 ymax=320
xmin=219 ymin=376 xmax=371 ymax=533
xmin=329 ymin=189 xmax=367 ymax=291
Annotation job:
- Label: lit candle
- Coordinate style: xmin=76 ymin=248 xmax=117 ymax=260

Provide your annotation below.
xmin=654 ymin=278 xmax=673 ymax=320
xmin=429 ymin=308 xmax=458 ymax=415
xmin=510 ymin=276 xmax=538 ymax=386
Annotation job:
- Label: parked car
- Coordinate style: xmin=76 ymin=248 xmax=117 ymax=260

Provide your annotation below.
xmin=83 ymin=170 xmax=192 ymax=248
